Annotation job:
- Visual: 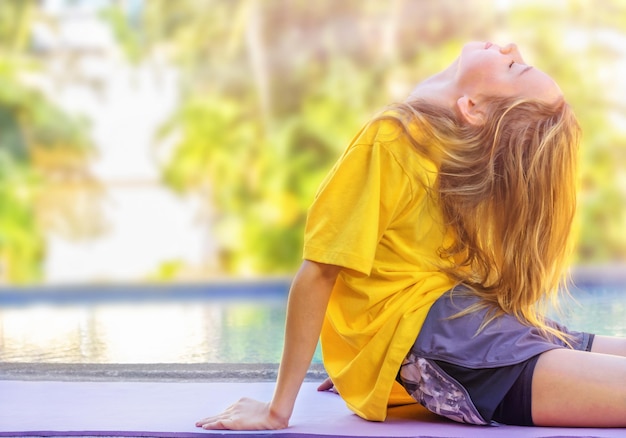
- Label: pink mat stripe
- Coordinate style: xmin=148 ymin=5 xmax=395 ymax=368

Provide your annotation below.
xmin=0 ymin=433 xmax=404 ymax=437
xmin=1 ymin=381 xmax=624 ymax=437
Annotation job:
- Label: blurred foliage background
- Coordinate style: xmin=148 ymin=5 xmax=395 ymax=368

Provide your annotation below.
xmin=0 ymin=0 xmax=97 ymax=283
xmin=1 ymin=0 xmax=625 ymax=284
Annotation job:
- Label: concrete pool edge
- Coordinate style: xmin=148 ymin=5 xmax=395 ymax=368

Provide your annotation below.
xmin=0 ymin=362 xmax=328 ymax=382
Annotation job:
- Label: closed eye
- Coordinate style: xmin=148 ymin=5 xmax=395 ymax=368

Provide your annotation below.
xmin=509 ymin=60 xmax=515 ymax=68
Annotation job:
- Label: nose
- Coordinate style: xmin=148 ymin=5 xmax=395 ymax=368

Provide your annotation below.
xmin=499 ymin=43 xmax=517 ymax=54
xmin=499 ymin=43 xmax=525 ymax=63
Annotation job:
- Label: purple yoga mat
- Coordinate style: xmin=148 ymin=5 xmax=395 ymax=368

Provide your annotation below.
xmin=0 ymin=380 xmax=623 ymax=437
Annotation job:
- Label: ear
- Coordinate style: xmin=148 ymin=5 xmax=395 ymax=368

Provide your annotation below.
xmin=456 ymin=96 xmax=486 ymax=126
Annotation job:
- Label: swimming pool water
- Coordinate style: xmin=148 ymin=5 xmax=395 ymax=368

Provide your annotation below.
xmin=0 ymin=294 xmax=305 ymax=364
xmin=557 ymin=286 xmax=626 ymax=338
xmin=0 ymin=283 xmax=624 ymax=364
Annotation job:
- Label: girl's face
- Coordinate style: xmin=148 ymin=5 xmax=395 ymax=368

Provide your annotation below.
xmin=456 ymin=41 xmax=562 ymax=104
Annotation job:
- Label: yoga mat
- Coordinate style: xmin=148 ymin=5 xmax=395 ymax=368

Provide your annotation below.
xmin=0 ymin=380 xmax=623 ymax=437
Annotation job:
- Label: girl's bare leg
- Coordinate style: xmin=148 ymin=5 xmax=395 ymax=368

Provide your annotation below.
xmin=532 ymin=346 xmax=626 ymax=427
xmin=591 ymin=334 xmax=626 ymax=357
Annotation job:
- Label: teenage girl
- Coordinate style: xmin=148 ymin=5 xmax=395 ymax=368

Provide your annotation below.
xmin=196 ymin=42 xmax=626 ymax=429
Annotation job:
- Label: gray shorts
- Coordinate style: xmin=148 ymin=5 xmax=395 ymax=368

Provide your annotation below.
xmin=398 ymin=288 xmax=594 ymax=426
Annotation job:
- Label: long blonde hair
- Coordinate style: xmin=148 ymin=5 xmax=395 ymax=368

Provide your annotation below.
xmin=379 ymin=96 xmax=581 ymax=337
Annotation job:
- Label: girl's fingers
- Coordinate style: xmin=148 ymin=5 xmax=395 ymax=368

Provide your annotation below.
xmin=316 ymin=377 xmax=334 ymax=391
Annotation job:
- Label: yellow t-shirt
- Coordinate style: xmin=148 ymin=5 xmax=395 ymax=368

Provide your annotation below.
xmin=303 ymin=116 xmax=457 ymax=421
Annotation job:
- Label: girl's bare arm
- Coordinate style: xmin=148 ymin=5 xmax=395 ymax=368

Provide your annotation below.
xmin=195 ymin=260 xmax=340 ymax=430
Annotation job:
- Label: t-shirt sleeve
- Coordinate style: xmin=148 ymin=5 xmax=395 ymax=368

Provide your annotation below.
xmin=303 ymin=120 xmax=414 ymax=275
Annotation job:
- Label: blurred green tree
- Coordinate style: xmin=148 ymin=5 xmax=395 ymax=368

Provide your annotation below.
xmin=104 ymin=0 xmax=626 ymax=275
xmin=0 ymin=0 xmax=96 ymax=283
xmin=105 ymin=0 xmax=493 ymax=274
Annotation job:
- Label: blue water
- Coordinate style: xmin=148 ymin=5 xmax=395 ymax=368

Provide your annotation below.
xmin=558 ymin=285 xmax=626 ymax=337
xmin=0 ymin=281 xmax=624 ymax=364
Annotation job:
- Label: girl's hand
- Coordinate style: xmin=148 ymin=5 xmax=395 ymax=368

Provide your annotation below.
xmin=196 ymin=261 xmax=339 ymax=431
xmin=195 ymin=397 xmax=288 ymax=430
xmin=317 ymin=377 xmax=338 ymax=394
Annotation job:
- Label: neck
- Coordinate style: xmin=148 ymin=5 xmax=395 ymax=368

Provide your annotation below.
xmin=406 ymin=57 xmax=460 ymax=111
